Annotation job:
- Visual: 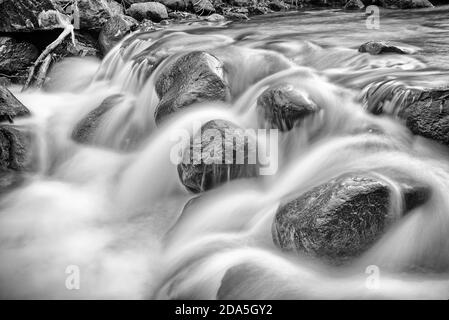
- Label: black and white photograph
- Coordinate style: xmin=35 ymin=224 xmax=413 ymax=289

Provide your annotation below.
xmin=1 ymin=0 xmax=449 ymax=306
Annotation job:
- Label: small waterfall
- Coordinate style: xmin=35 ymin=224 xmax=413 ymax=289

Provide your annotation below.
xmin=1 ymin=9 xmax=449 ymax=299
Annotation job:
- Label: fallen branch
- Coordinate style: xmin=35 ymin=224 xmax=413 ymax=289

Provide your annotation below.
xmin=35 ymin=54 xmax=54 ymax=89
xmin=22 ymin=10 xmax=76 ymax=91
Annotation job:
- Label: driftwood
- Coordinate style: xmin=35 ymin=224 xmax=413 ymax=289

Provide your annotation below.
xmin=22 ymin=10 xmax=76 ymax=91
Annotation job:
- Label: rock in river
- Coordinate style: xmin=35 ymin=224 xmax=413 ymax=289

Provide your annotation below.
xmin=99 ymin=15 xmax=139 ymax=54
xmin=256 ymin=83 xmax=320 ymax=131
xmin=0 ymin=37 xmax=39 ymax=81
xmin=154 ymin=51 xmax=230 ymax=125
xmin=0 ymin=86 xmax=31 ymax=123
xmin=272 ymin=171 xmax=431 ymax=263
xmin=126 ymin=2 xmax=169 ymax=22
xmin=177 ymin=120 xmax=259 ymax=193
xmin=359 ymin=41 xmax=408 ymax=55
xmin=0 ymin=0 xmax=56 ymax=32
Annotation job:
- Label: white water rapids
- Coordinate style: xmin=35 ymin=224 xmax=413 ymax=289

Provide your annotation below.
xmin=1 ymin=8 xmax=449 ymax=299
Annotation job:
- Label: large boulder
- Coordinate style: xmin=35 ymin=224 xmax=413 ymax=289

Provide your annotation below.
xmin=0 ymin=86 xmax=31 ymax=123
xmin=0 ymin=125 xmax=35 ymax=172
xmin=126 ymin=2 xmax=169 ymax=22
xmin=272 ymin=172 xmax=431 ymax=263
xmin=54 ymin=31 xmax=102 ymax=59
xmin=0 ymin=0 xmax=56 ymax=32
xmin=359 ymin=41 xmax=408 ymax=55
xmin=99 ymin=15 xmax=139 ymax=54
xmin=77 ymin=0 xmax=121 ymax=31
xmin=177 ymin=120 xmax=259 ymax=193
xmin=0 ymin=37 xmax=38 ymax=83
xmin=256 ymin=83 xmax=320 ymax=131
xmin=364 ymin=84 xmax=449 ymax=147
xmin=154 ymin=51 xmax=230 ymax=124
xmin=72 ymin=94 xmax=124 ymax=145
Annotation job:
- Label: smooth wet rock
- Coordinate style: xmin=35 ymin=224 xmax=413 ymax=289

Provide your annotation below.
xmin=0 ymin=86 xmax=31 ymax=123
xmin=72 ymin=95 xmax=124 ymax=145
xmin=398 ymin=88 xmax=449 ymax=147
xmin=177 ymin=120 xmax=259 ymax=193
xmin=0 ymin=37 xmax=39 ymax=79
xmin=359 ymin=41 xmax=408 ymax=55
xmin=0 ymin=0 xmax=56 ymax=32
xmin=77 ymin=0 xmax=120 ymax=31
xmin=380 ymin=0 xmax=434 ymax=9
xmin=0 ymin=125 xmax=34 ymax=172
xmin=126 ymin=2 xmax=169 ymax=22
xmin=99 ymin=15 xmax=139 ymax=54
xmin=154 ymin=51 xmax=230 ymax=124
xmin=257 ymin=83 xmax=320 ymax=131
xmin=344 ymin=0 xmax=365 ymax=9
xmin=272 ymin=172 xmax=431 ymax=263
xmin=364 ymin=83 xmax=449 ymax=147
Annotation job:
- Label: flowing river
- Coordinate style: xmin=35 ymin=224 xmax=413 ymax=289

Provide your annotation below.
xmin=1 ymin=6 xmax=449 ymax=299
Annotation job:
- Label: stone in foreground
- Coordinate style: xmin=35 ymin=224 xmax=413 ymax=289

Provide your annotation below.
xmin=272 ymin=172 xmax=430 ymax=263
xmin=177 ymin=120 xmax=259 ymax=193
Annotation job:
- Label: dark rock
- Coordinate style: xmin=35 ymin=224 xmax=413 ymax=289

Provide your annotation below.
xmin=0 ymin=0 xmax=56 ymax=32
xmin=158 ymin=0 xmax=188 ymax=11
xmin=154 ymin=51 xmax=230 ymax=124
xmin=77 ymin=0 xmax=120 ymax=31
xmin=248 ymin=6 xmax=272 ymax=15
xmin=0 ymin=37 xmax=39 ymax=78
xmin=54 ymin=31 xmax=102 ymax=59
xmin=178 ymin=119 xmax=259 ymax=193
xmin=256 ymin=83 xmax=320 ymax=131
xmin=272 ymin=172 xmax=431 ymax=263
xmin=268 ymin=0 xmax=289 ymax=11
xmin=72 ymin=94 xmax=124 ymax=145
xmin=0 ymin=86 xmax=31 ymax=123
xmin=99 ymin=15 xmax=139 ymax=54
xmin=359 ymin=41 xmax=408 ymax=55
xmin=0 ymin=125 xmax=35 ymax=172
xmin=380 ymin=0 xmax=434 ymax=8
xmin=126 ymin=2 xmax=169 ymax=22
xmin=344 ymin=0 xmax=365 ymax=9
xmin=364 ymin=83 xmax=449 ymax=147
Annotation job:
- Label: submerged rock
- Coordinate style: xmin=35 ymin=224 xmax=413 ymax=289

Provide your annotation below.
xmin=126 ymin=2 xmax=169 ymax=22
xmin=154 ymin=51 xmax=230 ymax=124
xmin=99 ymin=15 xmax=139 ymax=54
xmin=0 ymin=0 xmax=56 ymax=32
xmin=0 ymin=37 xmax=39 ymax=80
xmin=0 ymin=86 xmax=31 ymax=123
xmin=256 ymin=83 xmax=320 ymax=131
xmin=272 ymin=171 xmax=431 ymax=263
xmin=177 ymin=120 xmax=259 ymax=193
xmin=359 ymin=41 xmax=408 ymax=55
xmin=72 ymin=94 xmax=124 ymax=145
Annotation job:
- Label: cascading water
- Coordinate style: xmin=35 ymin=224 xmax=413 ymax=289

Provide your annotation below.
xmin=1 ymin=8 xmax=449 ymax=299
